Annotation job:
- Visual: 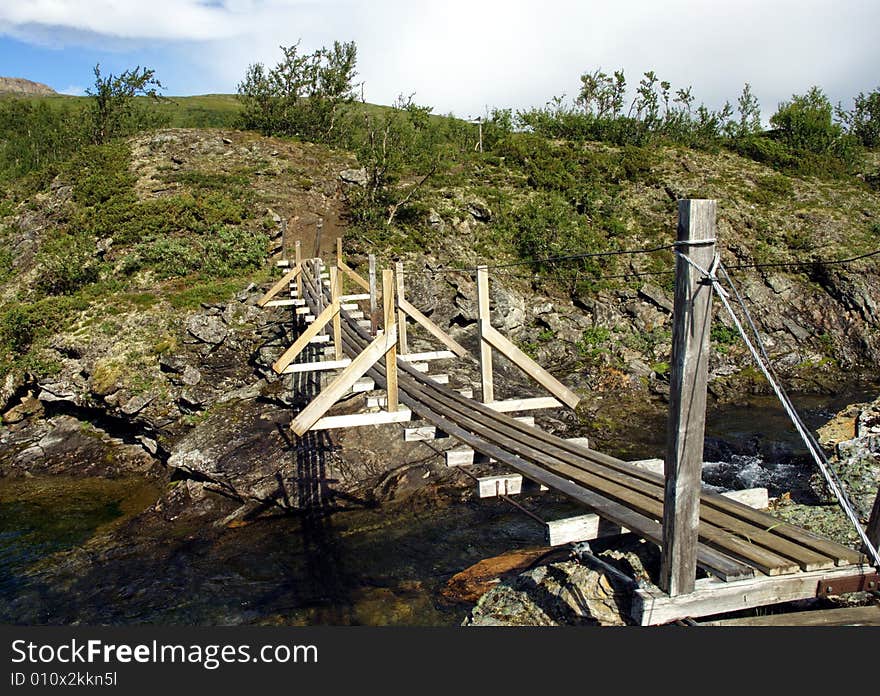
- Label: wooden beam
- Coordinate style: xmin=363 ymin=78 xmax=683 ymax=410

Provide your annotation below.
xmin=330 ymin=266 xmax=343 ymax=360
xmin=634 ymin=564 xmax=875 ymax=626
xmin=369 ymin=254 xmax=378 ymax=336
xmin=290 ymin=327 xmax=398 ymax=435
xmin=483 ymin=397 xmax=562 ymax=412
xmin=477 ymin=474 xmax=523 ymax=498
xmin=336 ymin=236 xmax=343 ymax=267
xmin=660 ymin=199 xmax=717 ymax=597
xmin=477 ymin=264 xmax=494 ymax=403
xmin=282 ymin=359 xmax=351 ymax=374
xmin=398 ymin=350 xmax=456 ymax=362
xmin=272 ymin=301 xmax=339 ymax=373
xmin=264 ymin=298 xmax=305 ymax=307
xmin=397 ymin=297 xmax=469 ymax=358
xmin=257 ymin=264 xmax=301 ymax=307
xmin=383 ymin=269 xmax=398 ymax=413
xmin=311 ymin=407 xmax=412 ymax=430
xmin=482 ymin=324 xmax=580 ymax=410
xmin=703 ymin=605 xmax=880 ymax=627
xmin=339 ymin=259 xmax=370 ymax=292
xmin=295 ymin=240 xmax=302 ymax=297
xmin=341 ymin=293 xmax=370 ymax=301
xmin=395 ymin=261 xmax=408 ymax=355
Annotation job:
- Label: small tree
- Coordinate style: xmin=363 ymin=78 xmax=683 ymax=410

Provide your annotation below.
xmin=735 ymin=83 xmax=762 ymax=137
xmin=842 ymin=87 xmax=880 ymax=148
xmin=770 ymin=86 xmax=842 ymax=153
xmin=87 ymin=64 xmax=165 ymax=144
xmin=237 ymin=39 xmax=358 ymax=144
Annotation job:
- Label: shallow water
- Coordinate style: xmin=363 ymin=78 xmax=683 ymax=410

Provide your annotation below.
xmin=1 ymin=380 xmax=877 ymax=625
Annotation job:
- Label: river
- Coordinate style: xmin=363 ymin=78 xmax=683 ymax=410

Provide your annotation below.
xmin=1 ymin=380 xmax=877 ymax=626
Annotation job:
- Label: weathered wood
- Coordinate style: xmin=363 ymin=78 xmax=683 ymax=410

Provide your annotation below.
xmin=339 ymin=259 xmax=370 ymax=292
xmin=661 ymin=199 xmax=717 ymax=596
xmin=477 ymin=474 xmax=523 ymax=498
xmin=264 ymin=298 xmax=305 ymax=307
xmin=272 ymin=302 xmax=339 ymax=373
xmin=257 ymin=264 xmax=301 ymax=307
xmin=634 ymin=564 xmax=875 ymax=625
xmin=290 ymin=327 xmax=397 ymax=435
xmin=477 ymin=265 xmax=494 ymax=403
xmin=294 ymin=241 xmax=302 ymax=297
xmin=383 ymin=269 xmax=398 ymax=413
xmin=311 ymin=407 xmax=412 ymax=431
xmin=330 ymin=266 xmax=343 ymax=360
xmin=395 ymin=261 xmax=408 ymax=355
xmin=336 ymin=236 xmax=343 ymax=267
xmin=547 ymin=514 xmax=606 ymax=546
xmin=482 ymin=324 xmax=580 ymax=410
xmin=397 ymin=297 xmax=469 ymax=358
xmin=341 ymin=293 xmax=371 ymax=301
xmin=282 ymin=358 xmax=351 ymax=373
xmin=484 ymin=397 xmax=562 ymax=412
xmin=399 ymin=350 xmax=456 ymax=362
xmin=369 ymin=254 xmax=378 ymax=336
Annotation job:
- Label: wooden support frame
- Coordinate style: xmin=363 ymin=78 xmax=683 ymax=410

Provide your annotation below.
xmin=396 ymin=297 xmax=469 ymax=358
xmin=383 ymin=269 xmax=399 ymax=413
xmin=660 ymin=199 xmax=717 ymax=597
xmin=258 ymin=264 xmax=301 ymax=307
xmin=272 ymin=300 xmax=340 ymax=374
xmin=475 ymin=264 xmax=580 ymax=410
xmin=394 ymin=261 xmax=409 ymax=355
xmin=477 ymin=265 xmax=494 ymax=403
xmin=369 ymin=254 xmax=378 ymax=336
xmin=866 ymin=486 xmax=880 ymax=553
xmin=330 ymin=266 xmax=343 ymax=360
xmin=295 ymin=241 xmax=303 ymax=297
xmin=290 ymin=326 xmax=399 ymax=435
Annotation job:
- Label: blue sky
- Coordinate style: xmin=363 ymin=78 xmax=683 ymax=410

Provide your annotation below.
xmin=1 ymin=1 xmax=878 ymax=122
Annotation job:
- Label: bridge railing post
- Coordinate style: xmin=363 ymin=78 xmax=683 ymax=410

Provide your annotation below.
xmin=395 ymin=261 xmax=408 ymax=355
xmin=382 ymin=269 xmax=399 ymax=412
xmin=477 ymin=264 xmax=494 ymax=404
xmin=294 ymin=240 xmax=302 ymax=298
xmin=330 ymin=265 xmax=342 ymax=360
xmin=369 ymin=254 xmax=378 ymax=336
xmin=660 ymin=199 xmax=717 ymax=597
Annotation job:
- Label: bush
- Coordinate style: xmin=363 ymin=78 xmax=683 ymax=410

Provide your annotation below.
xmin=36 ymin=231 xmax=102 ymax=295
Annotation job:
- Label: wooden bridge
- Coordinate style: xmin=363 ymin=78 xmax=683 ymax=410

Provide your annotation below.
xmin=258 ymin=200 xmax=878 ymax=625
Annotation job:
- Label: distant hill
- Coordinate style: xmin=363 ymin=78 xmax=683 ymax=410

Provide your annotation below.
xmin=0 ymin=77 xmax=57 ymax=96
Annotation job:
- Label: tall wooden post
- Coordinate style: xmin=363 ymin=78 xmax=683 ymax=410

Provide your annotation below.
xmin=369 ymin=254 xmax=378 ymax=336
xmin=314 ymin=258 xmax=326 ymax=335
xmin=382 ymin=269 xmax=398 ymax=412
xmin=395 ymin=261 xmax=408 ymax=355
xmin=660 ymin=199 xmax=717 ymax=597
xmin=477 ymin=264 xmax=494 ymax=404
xmin=330 ymin=266 xmax=342 ymax=360
xmin=336 ymin=237 xmax=343 ymax=267
xmin=294 ymin=240 xmax=302 ymax=298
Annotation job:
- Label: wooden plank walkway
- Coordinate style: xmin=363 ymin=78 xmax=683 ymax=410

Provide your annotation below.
xmin=274 ymin=258 xmax=877 ymax=624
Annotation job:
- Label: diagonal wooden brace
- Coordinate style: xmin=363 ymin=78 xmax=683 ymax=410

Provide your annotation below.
xmin=291 ymin=326 xmax=398 ymax=436
xmin=257 ymin=264 xmax=302 ymax=307
xmin=396 ymin=297 xmax=469 ymax=358
xmin=272 ymin=302 xmax=340 ymax=373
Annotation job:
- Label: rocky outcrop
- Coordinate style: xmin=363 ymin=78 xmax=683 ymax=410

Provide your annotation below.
xmin=0 ymin=77 xmax=56 ymax=95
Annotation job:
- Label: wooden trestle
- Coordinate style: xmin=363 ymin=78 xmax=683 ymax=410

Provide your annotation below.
xmin=259 ymin=244 xmax=875 ymax=625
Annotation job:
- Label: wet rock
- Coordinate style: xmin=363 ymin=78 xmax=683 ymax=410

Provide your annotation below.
xmin=186 ymin=315 xmax=228 ymax=345
xmin=166 ymin=399 xmax=301 ymax=506
xmin=2 ymin=392 xmax=44 ymax=425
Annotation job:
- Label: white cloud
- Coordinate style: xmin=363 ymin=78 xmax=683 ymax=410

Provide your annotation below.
xmin=59 ymin=84 xmax=85 ymax=95
xmin=2 ymin=0 xmax=879 ymax=116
